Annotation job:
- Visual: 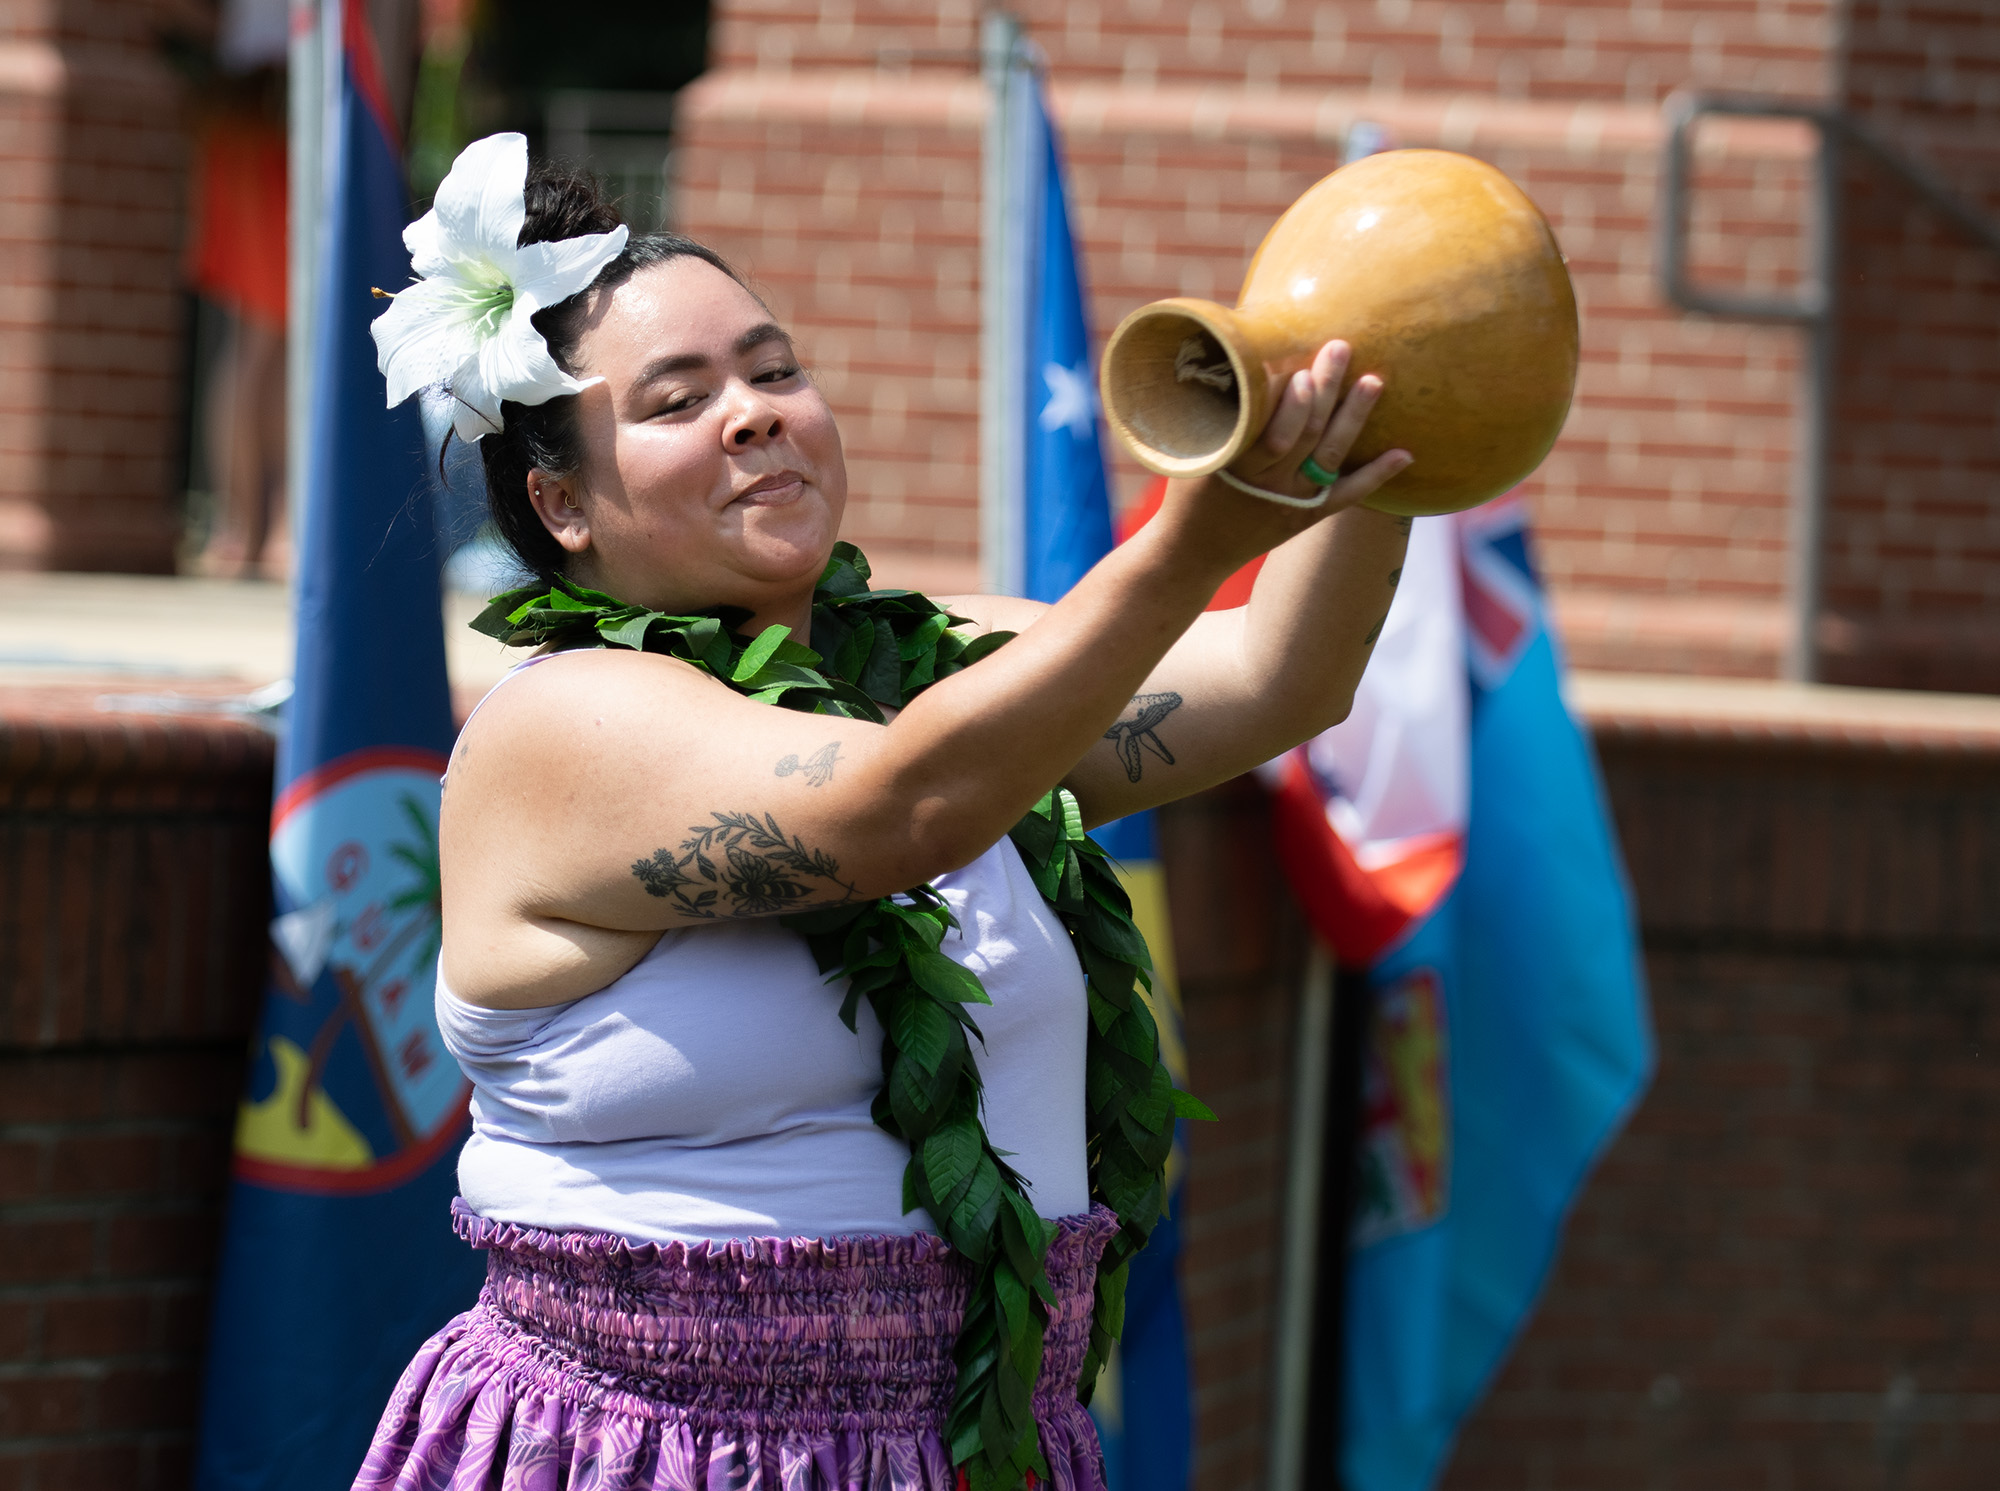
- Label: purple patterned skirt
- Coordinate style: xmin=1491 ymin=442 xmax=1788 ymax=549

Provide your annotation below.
xmin=353 ymin=1201 xmax=1118 ymax=1491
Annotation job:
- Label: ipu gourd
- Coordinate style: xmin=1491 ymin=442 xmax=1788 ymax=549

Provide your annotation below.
xmin=1098 ymin=149 xmax=1579 ymax=516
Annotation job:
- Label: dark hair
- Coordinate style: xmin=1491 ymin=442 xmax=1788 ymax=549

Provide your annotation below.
xmin=477 ymin=164 xmax=752 ymax=580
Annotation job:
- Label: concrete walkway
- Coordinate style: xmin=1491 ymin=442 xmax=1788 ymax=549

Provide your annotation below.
xmin=4 ymin=570 xmax=1998 ymax=744
xmin=0 ymin=572 xmax=518 ymax=696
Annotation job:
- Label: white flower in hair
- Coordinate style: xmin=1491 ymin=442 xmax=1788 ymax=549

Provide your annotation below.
xmin=371 ymin=132 xmax=629 ymax=443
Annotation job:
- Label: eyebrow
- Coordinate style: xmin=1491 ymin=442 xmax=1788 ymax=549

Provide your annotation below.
xmin=633 ymin=323 xmax=793 ymax=385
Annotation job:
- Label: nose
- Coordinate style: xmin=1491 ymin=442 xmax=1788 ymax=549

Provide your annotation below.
xmin=724 ymin=384 xmax=783 ymax=448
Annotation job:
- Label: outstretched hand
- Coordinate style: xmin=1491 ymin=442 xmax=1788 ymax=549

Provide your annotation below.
xmin=1231 ymin=339 xmax=1412 ymax=508
xmin=1155 ymin=340 xmax=1412 ymax=577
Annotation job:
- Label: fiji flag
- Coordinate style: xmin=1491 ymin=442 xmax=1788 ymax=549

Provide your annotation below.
xmin=1269 ymin=499 xmax=1653 ymax=1488
xmin=194 ymin=4 xmax=483 ymax=1488
xmin=999 ymin=77 xmax=1196 ymax=1491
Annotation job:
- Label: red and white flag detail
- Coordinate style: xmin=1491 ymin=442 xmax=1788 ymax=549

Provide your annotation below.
xmin=1268 ymin=512 xmax=1468 ymax=965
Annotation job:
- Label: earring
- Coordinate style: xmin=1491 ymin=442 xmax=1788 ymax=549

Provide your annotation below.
xmin=563 ymin=492 xmax=580 ymax=510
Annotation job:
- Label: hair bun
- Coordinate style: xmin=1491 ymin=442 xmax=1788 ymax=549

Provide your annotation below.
xmin=519 ymin=164 xmax=623 ymax=248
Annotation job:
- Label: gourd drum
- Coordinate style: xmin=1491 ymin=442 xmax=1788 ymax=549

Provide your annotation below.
xmin=1098 ymin=149 xmax=1579 ymax=517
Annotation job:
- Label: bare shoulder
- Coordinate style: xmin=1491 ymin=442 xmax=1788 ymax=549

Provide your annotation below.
xmin=932 ymin=593 xmax=1051 ymax=635
xmin=444 ymin=650 xmax=766 ymax=824
xmin=453 ymin=649 xmax=731 ymax=762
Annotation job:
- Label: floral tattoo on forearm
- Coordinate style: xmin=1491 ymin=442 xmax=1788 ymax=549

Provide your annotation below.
xmin=632 ymin=811 xmax=858 ymax=917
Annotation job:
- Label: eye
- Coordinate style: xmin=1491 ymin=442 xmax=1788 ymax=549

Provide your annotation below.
xmin=753 ymin=362 xmax=802 ymax=385
xmin=655 ymin=389 xmax=704 ymax=416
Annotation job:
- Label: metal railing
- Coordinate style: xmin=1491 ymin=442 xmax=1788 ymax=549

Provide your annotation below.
xmin=1657 ymin=91 xmax=2000 ymax=682
xmin=546 ymin=90 xmax=679 ymax=233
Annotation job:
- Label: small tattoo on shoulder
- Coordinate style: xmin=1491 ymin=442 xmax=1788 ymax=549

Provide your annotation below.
xmin=1104 ymin=691 xmax=1184 ymax=784
xmin=1388 ymin=566 xmax=1402 ymax=587
xmin=1395 ymin=516 xmax=1413 ymax=533
xmin=1364 ymin=615 xmax=1386 ymax=645
xmin=775 ymin=741 xmax=842 ymax=786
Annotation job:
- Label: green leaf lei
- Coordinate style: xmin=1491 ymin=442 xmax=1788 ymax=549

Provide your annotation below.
xmin=473 ymin=542 xmax=1212 ymax=1491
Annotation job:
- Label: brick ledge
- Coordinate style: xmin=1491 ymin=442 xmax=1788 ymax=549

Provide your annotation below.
xmin=1572 ymin=669 xmax=2000 ymax=753
xmin=0 ymin=40 xmax=179 ymax=100
xmin=680 ymin=69 xmax=1822 ymax=158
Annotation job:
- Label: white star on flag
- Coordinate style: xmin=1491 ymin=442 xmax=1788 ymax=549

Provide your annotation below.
xmin=1039 ymin=360 xmax=1097 ymax=437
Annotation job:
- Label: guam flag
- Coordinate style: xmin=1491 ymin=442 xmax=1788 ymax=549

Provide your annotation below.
xmin=1269 ymin=499 xmax=1653 ymax=1488
xmin=996 ymin=74 xmax=1197 ymax=1491
xmin=194 ymin=4 xmax=482 ymax=1486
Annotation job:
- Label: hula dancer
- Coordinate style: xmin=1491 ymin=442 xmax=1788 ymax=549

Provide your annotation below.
xmin=356 ymin=133 xmax=1412 ymax=1491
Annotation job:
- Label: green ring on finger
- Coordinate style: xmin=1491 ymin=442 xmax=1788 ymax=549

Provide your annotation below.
xmin=1299 ymin=454 xmax=1342 ymax=487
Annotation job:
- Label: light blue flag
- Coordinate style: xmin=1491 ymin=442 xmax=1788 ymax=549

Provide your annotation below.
xmin=1003 ymin=76 xmax=1195 ymax=1491
xmin=1340 ymin=504 xmax=1653 ymax=1488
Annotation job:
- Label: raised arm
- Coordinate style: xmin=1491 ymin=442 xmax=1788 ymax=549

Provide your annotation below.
xmin=952 ymin=341 xmax=1415 ymax=826
xmin=1058 ymin=501 xmax=1410 ymax=825
xmin=440 ymin=366 xmax=1404 ymax=1007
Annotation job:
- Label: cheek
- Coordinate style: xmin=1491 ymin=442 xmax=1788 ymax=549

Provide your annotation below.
xmin=790 ymin=393 xmax=846 ymax=491
xmin=611 ymin=422 xmax=720 ymax=513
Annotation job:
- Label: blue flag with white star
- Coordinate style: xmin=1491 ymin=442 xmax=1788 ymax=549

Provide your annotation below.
xmin=1021 ymin=94 xmax=1114 ymax=604
xmin=1006 ymin=78 xmax=1195 ymax=1491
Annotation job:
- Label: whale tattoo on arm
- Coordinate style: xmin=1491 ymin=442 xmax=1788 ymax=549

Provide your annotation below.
xmin=1104 ymin=692 xmax=1185 ymax=784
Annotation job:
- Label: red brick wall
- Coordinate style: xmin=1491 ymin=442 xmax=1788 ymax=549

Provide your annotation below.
xmin=676 ymin=73 xmax=1818 ymax=674
xmin=0 ymin=689 xmax=271 ymax=1488
xmin=709 ymin=0 xmax=1837 ymax=100
xmin=3 ymin=691 xmax=1997 ymax=1490
xmin=1134 ymin=708 xmax=2000 ymax=1491
xmin=674 ymin=0 xmax=1858 ymax=677
xmin=1155 ymin=777 xmax=1308 ymax=1489
xmin=1820 ymin=1 xmax=2000 ymax=692
xmin=679 ymin=0 xmax=2000 ymax=689
xmin=0 ymin=1 xmax=190 ymax=573
xmin=1447 ymin=718 xmax=2000 ymax=1490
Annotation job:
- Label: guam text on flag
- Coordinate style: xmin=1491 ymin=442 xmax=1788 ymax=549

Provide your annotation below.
xmin=195 ymin=5 xmax=483 ymax=1487
xmin=997 ymin=73 xmax=1196 ymax=1491
xmin=1269 ymin=499 xmax=1654 ymax=1490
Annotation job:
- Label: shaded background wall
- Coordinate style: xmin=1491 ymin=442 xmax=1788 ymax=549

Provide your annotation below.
xmin=6 ymin=688 xmax=1996 ymax=1491
xmin=1826 ymin=2 xmax=2000 ymax=691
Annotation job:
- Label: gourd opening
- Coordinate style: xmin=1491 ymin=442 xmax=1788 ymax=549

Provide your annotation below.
xmin=1100 ymin=305 xmax=1254 ymax=477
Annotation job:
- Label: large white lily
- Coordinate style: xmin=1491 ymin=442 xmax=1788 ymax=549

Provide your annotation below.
xmin=371 ymin=133 xmax=629 ymax=443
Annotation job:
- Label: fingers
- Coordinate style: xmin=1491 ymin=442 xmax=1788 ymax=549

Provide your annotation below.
xmin=1258 ymin=341 xmax=1350 ymax=464
xmin=1322 ymin=447 xmax=1413 ymax=511
xmin=1308 ymin=372 xmax=1384 ymax=474
xmin=1228 ymin=340 xmax=1404 ymax=511
xmin=1258 ymin=367 xmax=1314 ymax=458
xmin=1302 ymin=341 xmax=1348 ymax=449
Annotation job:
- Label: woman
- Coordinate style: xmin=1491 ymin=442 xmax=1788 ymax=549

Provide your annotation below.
xmin=358 ymin=134 xmax=1412 ymax=1491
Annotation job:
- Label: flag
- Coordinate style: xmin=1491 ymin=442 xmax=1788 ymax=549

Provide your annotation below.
xmin=999 ymin=76 xmax=1196 ymax=1491
xmin=194 ymin=4 xmax=483 ymax=1486
xmin=1268 ymin=498 xmax=1653 ymax=1489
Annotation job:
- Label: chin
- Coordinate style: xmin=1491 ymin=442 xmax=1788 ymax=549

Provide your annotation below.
xmin=733 ymin=504 xmax=842 ymax=582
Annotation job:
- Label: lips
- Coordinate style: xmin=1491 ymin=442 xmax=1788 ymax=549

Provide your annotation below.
xmin=732 ymin=471 xmax=806 ymax=505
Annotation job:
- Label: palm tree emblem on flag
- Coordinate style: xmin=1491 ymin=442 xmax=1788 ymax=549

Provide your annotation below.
xmin=237 ymin=749 xmax=469 ymax=1192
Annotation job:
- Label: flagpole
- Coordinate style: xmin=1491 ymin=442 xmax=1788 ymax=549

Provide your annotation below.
xmin=1268 ymin=944 xmax=1336 ymax=1491
xmin=286 ymin=0 xmax=330 ymax=585
xmin=979 ymin=11 xmax=1028 ymax=596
